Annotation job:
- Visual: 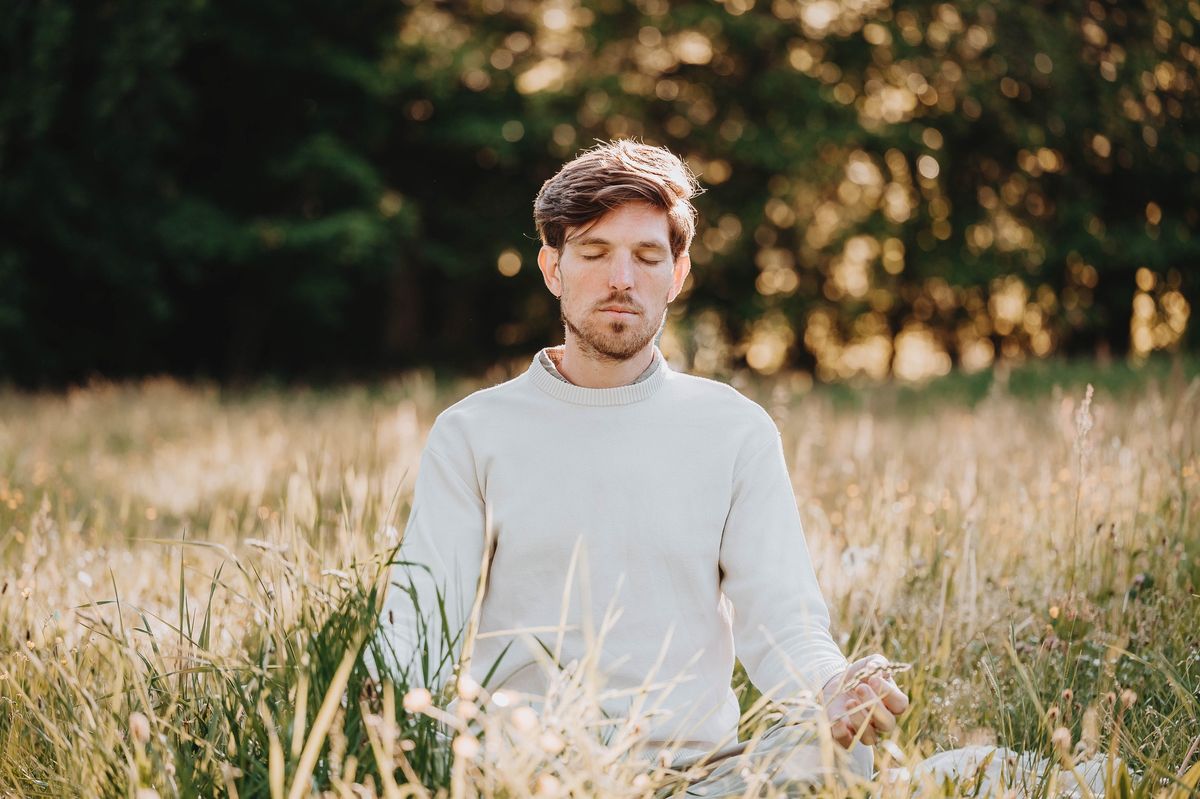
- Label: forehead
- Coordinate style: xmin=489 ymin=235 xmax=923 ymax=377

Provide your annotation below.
xmin=565 ymin=201 xmax=671 ymax=247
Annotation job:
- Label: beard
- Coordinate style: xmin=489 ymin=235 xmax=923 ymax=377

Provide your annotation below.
xmin=560 ymin=294 xmax=666 ymax=362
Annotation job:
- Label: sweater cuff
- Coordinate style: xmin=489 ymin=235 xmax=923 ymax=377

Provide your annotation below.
xmin=808 ymin=658 xmax=851 ymax=697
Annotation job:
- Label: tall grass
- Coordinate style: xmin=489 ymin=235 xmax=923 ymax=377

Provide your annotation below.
xmin=1 ymin=361 xmax=1197 ymax=797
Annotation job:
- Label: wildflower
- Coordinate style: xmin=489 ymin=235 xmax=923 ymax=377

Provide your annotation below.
xmin=1081 ymin=706 xmax=1100 ymax=755
xmin=535 ymin=774 xmax=561 ymax=796
xmin=511 ymin=706 xmax=538 ymax=733
xmin=1073 ymin=383 xmax=1096 ymax=467
xmin=539 ymin=731 xmax=565 ymax=754
xmin=457 ymin=674 xmax=480 ymax=700
xmin=1051 ymin=727 xmax=1072 ymax=762
xmin=1074 ymin=384 xmax=1095 ymax=448
xmin=452 ymin=734 xmax=480 ymax=758
xmin=402 ymin=687 xmax=432 ymax=714
xmin=129 ymin=712 xmax=151 ymax=745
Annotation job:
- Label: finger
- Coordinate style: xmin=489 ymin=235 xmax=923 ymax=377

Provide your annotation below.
xmin=870 ymin=676 xmax=911 ymax=716
xmin=834 ymin=708 xmax=876 ymax=748
xmin=850 ymin=701 xmax=878 ymax=746
xmin=857 ymin=682 xmax=897 ymax=733
xmin=826 ymin=697 xmax=859 ymax=749
xmin=846 ymin=684 xmax=873 ymax=735
xmin=865 ymin=687 xmax=898 ymax=734
xmin=825 ymin=693 xmax=850 ymax=723
xmin=830 ymin=717 xmax=854 ymax=749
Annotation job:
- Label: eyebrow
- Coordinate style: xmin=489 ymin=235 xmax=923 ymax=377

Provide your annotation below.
xmin=570 ymin=237 xmax=669 ymax=250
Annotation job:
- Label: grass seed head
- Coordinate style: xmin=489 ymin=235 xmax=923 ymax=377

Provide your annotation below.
xmin=458 ymin=674 xmax=481 ymax=700
xmin=453 ymin=734 xmax=480 ymax=758
xmin=403 ymin=687 xmax=432 ymax=714
xmin=539 ymin=731 xmax=565 ymax=754
xmin=129 ymin=712 xmax=151 ymax=745
xmin=534 ymin=773 xmax=562 ymax=796
xmin=1051 ymin=726 xmax=1072 ymax=762
xmin=511 ymin=705 xmax=539 ymax=733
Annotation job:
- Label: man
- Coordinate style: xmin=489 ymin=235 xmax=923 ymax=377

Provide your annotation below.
xmin=377 ymin=140 xmax=909 ymax=792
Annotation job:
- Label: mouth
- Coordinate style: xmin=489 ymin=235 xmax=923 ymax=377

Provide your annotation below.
xmin=598 ymin=307 xmax=640 ymax=316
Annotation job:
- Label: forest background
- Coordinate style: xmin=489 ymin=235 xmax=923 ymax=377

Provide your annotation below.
xmin=3 ymin=0 xmax=1197 ymax=388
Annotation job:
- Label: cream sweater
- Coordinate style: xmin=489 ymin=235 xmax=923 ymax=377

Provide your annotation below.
xmin=378 ymin=346 xmax=849 ymax=754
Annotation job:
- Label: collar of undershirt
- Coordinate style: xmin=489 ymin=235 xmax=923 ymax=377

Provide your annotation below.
xmin=539 ymin=346 xmax=658 ymax=385
xmin=527 ymin=345 xmax=668 ymax=406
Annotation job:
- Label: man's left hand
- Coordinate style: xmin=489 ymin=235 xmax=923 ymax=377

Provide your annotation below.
xmin=819 ymin=654 xmax=910 ymax=747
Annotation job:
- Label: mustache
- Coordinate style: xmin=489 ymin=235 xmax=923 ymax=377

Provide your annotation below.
xmin=593 ymin=293 xmax=643 ymax=313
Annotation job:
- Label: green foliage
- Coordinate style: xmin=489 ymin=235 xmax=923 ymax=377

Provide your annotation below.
xmin=2 ymin=0 xmax=1197 ymax=386
xmin=0 ymin=545 xmax=457 ymax=796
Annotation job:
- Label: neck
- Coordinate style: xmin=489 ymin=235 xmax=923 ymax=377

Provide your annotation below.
xmin=553 ymin=338 xmax=656 ymax=388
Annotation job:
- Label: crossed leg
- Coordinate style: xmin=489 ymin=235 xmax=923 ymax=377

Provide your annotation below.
xmin=662 ymin=716 xmax=874 ymax=798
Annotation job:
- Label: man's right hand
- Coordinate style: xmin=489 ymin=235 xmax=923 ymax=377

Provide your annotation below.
xmin=819 ymin=655 xmax=910 ymax=747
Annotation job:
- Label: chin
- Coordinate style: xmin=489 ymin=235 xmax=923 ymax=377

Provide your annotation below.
xmin=564 ymin=308 xmax=661 ymax=361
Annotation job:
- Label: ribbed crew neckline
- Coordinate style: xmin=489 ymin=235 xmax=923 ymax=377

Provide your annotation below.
xmin=526 ymin=346 xmax=669 ymax=406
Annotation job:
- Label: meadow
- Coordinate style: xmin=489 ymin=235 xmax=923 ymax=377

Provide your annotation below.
xmin=1 ymin=356 xmax=1197 ymax=798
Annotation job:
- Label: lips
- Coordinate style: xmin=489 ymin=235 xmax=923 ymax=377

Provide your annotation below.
xmin=599 ymin=307 xmax=639 ymax=315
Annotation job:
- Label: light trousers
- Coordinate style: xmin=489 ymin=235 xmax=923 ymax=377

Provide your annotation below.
xmin=656 ymin=712 xmax=874 ymax=798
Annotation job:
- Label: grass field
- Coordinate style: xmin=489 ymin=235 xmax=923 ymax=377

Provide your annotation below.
xmin=1 ymin=356 xmax=1198 ymax=797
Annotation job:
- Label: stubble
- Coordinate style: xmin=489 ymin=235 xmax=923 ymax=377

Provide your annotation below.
xmin=560 ymin=297 xmax=666 ymax=362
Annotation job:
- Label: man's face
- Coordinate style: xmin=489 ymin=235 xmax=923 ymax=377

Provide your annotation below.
xmin=537 ymin=201 xmax=691 ymax=362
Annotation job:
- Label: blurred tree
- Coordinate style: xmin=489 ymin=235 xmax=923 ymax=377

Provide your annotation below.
xmin=1 ymin=0 xmax=193 ymax=382
xmin=156 ymin=0 xmax=425 ymax=381
xmin=1 ymin=0 xmax=1195 ymax=386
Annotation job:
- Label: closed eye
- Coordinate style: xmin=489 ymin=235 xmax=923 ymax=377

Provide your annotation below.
xmin=579 ymin=252 xmax=664 ymax=264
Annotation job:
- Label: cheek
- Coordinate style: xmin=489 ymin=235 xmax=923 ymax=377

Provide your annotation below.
xmin=564 ymin=269 xmax=604 ymax=298
xmin=648 ymin=272 xmax=676 ymax=300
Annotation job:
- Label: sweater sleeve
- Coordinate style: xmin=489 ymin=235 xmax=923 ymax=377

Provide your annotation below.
xmin=719 ymin=420 xmax=849 ymax=704
xmin=375 ymin=416 xmax=487 ymax=692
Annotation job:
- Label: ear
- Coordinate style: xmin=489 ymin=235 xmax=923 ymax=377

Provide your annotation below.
xmin=667 ymin=252 xmax=692 ymax=303
xmin=537 ymin=245 xmax=562 ymax=298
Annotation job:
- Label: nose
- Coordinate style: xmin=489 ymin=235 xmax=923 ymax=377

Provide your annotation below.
xmin=608 ymin=250 xmax=635 ymax=291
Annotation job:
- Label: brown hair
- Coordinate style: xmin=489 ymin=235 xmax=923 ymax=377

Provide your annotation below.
xmin=533 ymin=139 xmax=701 ymax=259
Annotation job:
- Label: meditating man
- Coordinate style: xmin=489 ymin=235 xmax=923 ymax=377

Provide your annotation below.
xmin=377 ymin=139 xmax=910 ymax=793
